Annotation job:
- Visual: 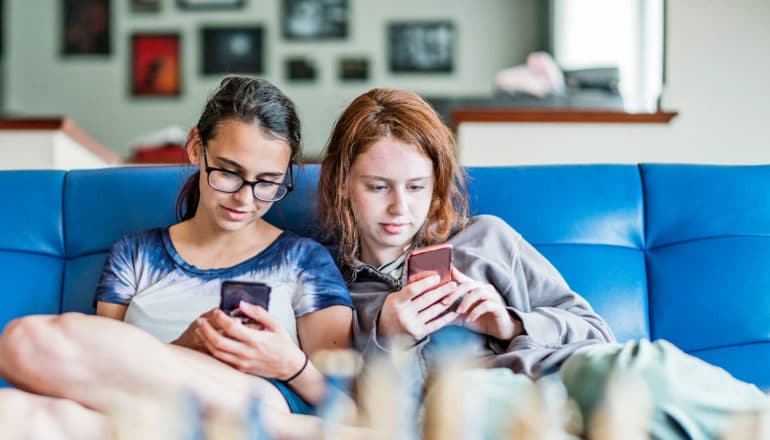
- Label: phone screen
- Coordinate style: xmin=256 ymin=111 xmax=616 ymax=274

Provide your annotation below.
xmin=405 ymin=244 xmax=453 ymax=285
xmin=220 ymin=281 xmax=271 ymax=323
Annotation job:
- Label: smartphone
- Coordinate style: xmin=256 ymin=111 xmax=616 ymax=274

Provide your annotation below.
xmin=219 ymin=280 xmax=271 ymax=324
xmin=405 ymin=243 xmax=453 ymax=285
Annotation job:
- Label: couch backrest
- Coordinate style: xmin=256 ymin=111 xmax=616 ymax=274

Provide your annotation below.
xmin=1 ymin=164 xmax=769 ymax=389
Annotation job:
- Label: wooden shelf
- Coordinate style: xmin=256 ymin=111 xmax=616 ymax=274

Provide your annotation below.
xmin=451 ymin=108 xmax=678 ymax=126
xmin=0 ymin=117 xmax=121 ymax=164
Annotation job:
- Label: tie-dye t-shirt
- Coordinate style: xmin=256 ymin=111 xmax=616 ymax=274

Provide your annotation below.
xmin=95 ymin=228 xmax=352 ymax=344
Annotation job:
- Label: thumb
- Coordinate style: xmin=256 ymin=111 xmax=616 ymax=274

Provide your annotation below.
xmin=238 ymin=301 xmax=278 ymax=331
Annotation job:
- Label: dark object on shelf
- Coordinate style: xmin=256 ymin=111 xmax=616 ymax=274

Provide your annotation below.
xmin=283 ymin=0 xmax=348 ymax=40
xmin=389 ymin=21 xmax=454 ymax=73
xmin=62 ymin=0 xmax=111 ymax=56
xmin=286 ymin=57 xmax=317 ymax=81
xmin=338 ymin=57 xmax=368 ymax=81
xmin=131 ymin=0 xmax=161 ymax=13
xmin=131 ymin=33 xmax=182 ymax=97
xmin=177 ymin=0 xmax=244 ymax=10
xmin=564 ymin=67 xmax=621 ymax=94
xmin=424 ymin=90 xmax=625 ymax=126
xmin=201 ymin=26 xmax=264 ymax=75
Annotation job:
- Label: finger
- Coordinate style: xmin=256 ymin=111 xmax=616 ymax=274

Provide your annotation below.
xmin=466 ymin=301 xmax=498 ymax=323
xmin=238 ymin=302 xmax=278 ymax=331
xmin=196 ymin=319 xmax=247 ymax=355
xmin=411 ymin=282 xmax=457 ymax=311
xmin=455 ymin=290 xmax=481 ymax=315
xmin=451 ymin=266 xmax=473 ymax=283
xmin=400 ymin=274 xmax=441 ymax=300
xmin=418 ymin=301 xmax=455 ymax=324
xmin=424 ymin=311 xmax=459 ymax=334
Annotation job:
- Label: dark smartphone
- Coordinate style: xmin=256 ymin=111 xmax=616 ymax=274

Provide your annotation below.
xmin=220 ymin=281 xmax=271 ymax=324
xmin=405 ymin=243 xmax=453 ymax=285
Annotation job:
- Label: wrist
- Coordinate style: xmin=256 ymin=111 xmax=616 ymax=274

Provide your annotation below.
xmin=283 ymin=350 xmax=309 ymax=383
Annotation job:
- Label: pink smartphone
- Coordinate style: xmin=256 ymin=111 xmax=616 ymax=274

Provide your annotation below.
xmin=405 ymin=243 xmax=453 ymax=285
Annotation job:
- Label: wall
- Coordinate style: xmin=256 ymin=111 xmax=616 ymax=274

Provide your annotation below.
xmin=4 ymin=0 xmax=540 ymax=160
xmin=458 ymin=0 xmax=770 ymax=165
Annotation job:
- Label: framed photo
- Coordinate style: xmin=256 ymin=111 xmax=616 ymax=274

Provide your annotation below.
xmin=131 ymin=0 xmax=161 ymax=13
xmin=177 ymin=0 xmax=244 ymax=10
xmin=286 ymin=57 xmax=317 ymax=81
xmin=131 ymin=33 xmax=181 ymax=97
xmin=338 ymin=57 xmax=368 ymax=81
xmin=62 ymin=0 xmax=111 ymax=55
xmin=388 ymin=21 xmax=455 ymax=73
xmin=201 ymin=26 xmax=264 ymax=75
xmin=282 ymin=0 xmax=347 ymax=40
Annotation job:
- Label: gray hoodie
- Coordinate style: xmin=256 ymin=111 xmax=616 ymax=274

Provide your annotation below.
xmin=342 ymin=215 xmax=616 ymax=381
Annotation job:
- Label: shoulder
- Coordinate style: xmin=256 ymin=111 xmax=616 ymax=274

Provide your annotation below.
xmin=449 ymin=215 xmax=522 ymax=244
xmin=109 ymin=227 xmax=165 ymax=255
xmin=274 ymin=232 xmax=337 ymax=266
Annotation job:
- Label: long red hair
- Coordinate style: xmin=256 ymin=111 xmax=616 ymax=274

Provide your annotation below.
xmin=318 ymin=89 xmax=468 ymax=265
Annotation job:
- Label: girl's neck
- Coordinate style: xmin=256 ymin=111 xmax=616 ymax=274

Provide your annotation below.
xmin=170 ymin=217 xmax=281 ymax=270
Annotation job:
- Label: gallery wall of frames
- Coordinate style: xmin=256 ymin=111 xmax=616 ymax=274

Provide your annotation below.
xmin=4 ymin=0 xmax=540 ymax=158
xmin=62 ymin=0 xmax=469 ymax=96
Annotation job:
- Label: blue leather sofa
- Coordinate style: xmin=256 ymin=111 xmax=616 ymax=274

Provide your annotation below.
xmin=2 ymin=164 xmax=769 ymax=390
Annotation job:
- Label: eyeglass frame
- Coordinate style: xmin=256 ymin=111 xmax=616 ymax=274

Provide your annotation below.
xmin=201 ymin=144 xmax=295 ymax=202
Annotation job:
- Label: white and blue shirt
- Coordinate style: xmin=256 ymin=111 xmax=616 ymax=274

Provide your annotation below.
xmin=95 ymin=228 xmax=352 ymax=343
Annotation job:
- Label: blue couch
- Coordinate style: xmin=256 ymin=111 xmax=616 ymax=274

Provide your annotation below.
xmin=2 ymin=164 xmax=769 ymax=390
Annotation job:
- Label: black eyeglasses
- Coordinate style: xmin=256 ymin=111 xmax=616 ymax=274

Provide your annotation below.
xmin=202 ymin=145 xmax=294 ymax=202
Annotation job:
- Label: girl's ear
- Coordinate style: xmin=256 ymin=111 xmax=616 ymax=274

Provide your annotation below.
xmin=186 ymin=127 xmax=201 ymax=165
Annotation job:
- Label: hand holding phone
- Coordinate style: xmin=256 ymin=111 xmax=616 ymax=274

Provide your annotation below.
xmin=219 ymin=280 xmax=271 ymax=324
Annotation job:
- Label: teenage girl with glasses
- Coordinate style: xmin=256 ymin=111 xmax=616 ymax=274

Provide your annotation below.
xmin=0 ymin=76 xmax=356 ymax=439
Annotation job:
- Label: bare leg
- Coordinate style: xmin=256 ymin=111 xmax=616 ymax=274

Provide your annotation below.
xmin=0 ymin=314 xmax=311 ymax=437
xmin=0 ymin=388 xmax=107 ymax=440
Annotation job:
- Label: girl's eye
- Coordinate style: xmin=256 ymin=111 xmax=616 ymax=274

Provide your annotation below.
xmin=407 ymin=185 xmax=425 ymax=192
xmin=368 ymin=185 xmax=387 ymax=191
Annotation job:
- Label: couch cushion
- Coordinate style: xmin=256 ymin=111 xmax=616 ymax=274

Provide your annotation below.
xmin=0 ymin=251 xmax=63 ymax=332
xmin=689 ymin=343 xmax=770 ymax=391
xmin=643 ymin=164 xmax=770 ymax=383
xmin=64 ymin=167 xmax=187 ymax=258
xmin=465 ymin=165 xmax=648 ymax=341
xmin=0 ymin=170 xmax=65 ymax=257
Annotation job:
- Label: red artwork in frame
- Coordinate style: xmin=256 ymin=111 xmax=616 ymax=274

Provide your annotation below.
xmin=131 ymin=33 xmax=182 ymax=97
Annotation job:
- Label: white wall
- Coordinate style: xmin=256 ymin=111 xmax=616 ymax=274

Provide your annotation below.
xmin=4 ymin=0 xmax=539 ymax=160
xmin=459 ymin=0 xmax=770 ymax=165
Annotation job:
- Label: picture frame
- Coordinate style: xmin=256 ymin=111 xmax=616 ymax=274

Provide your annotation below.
xmin=338 ymin=57 xmax=369 ymax=81
xmin=282 ymin=0 xmax=347 ymax=40
xmin=388 ymin=21 xmax=455 ymax=73
xmin=62 ymin=0 xmax=111 ymax=56
xmin=286 ymin=57 xmax=317 ymax=81
xmin=131 ymin=0 xmax=161 ymax=13
xmin=201 ymin=26 xmax=264 ymax=75
xmin=131 ymin=33 xmax=182 ymax=97
xmin=177 ymin=0 xmax=245 ymax=10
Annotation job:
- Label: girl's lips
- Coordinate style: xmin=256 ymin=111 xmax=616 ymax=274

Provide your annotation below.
xmin=223 ymin=206 xmax=250 ymax=221
xmin=381 ymin=223 xmax=408 ymax=234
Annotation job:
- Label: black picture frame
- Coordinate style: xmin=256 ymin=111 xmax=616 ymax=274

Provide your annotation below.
xmin=62 ymin=0 xmax=111 ymax=56
xmin=131 ymin=33 xmax=182 ymax=97
xmin=285 ymin=57 xmax=317 ymax=81
xmin=282 ymin=0 xmax=347 ymax=40
xmin=201 ymin=26 xmax=264 ymax=75
xmin=338 ymin=57 xmax=368 ymax=81
xmin=388 ymin=21 xmax=455 ymax=73
xmin=177 ymin=0 xmax=244 ymax=10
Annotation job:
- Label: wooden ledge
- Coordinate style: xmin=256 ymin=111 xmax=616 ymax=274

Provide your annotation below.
xmin=451 ymin=108 xmax=678 ymax=125
xmin=0 ymin=117 xmax=121 ymax=164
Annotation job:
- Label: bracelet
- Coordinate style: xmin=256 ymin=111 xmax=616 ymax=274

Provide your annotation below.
xmin=284 ymin=351 xmax=309 ymax=383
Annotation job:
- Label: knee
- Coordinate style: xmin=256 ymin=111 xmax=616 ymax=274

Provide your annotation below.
xmin=0 ymin=314 xmax=82 ymax=384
